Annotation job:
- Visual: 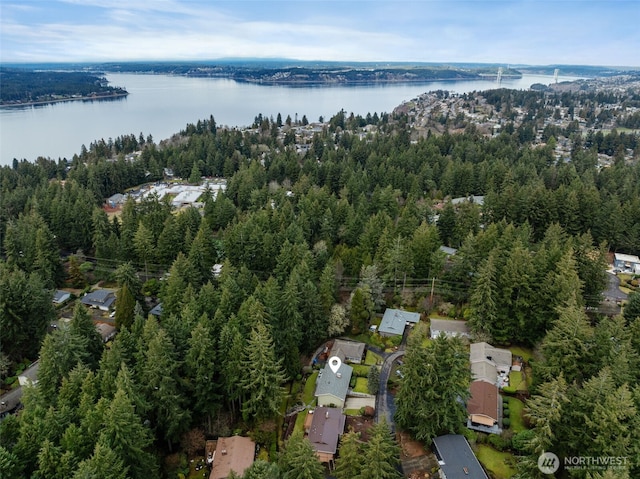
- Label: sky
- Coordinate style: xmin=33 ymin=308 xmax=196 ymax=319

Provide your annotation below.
xmin=1 ymin=0 xmax=639 ymax=66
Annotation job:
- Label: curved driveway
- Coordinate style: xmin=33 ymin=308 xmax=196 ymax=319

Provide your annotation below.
xmin=604 ymin=272 xmax=628 ymax=302
xmin=375 ymin=350 xmax=405 ymax=433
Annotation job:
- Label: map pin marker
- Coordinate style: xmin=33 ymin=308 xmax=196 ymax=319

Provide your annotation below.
xmin=328 ymin=356 xmax=341 ymax=374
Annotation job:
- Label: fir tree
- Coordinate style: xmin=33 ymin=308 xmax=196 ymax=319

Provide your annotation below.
xmin=240 ymin=320 xmax=287 ymax=422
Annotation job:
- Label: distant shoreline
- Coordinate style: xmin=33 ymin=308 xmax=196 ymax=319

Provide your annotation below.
xmin=0 ymin=91 xmax=129 ymax=108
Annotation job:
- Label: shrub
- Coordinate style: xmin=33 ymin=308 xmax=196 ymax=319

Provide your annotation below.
xmin=142 ymin=278 xmax=161 ymax=297
xmin=488 ymin=434 xmax=511 ymax=451
xmin=503 ymin=408 xmax=510 ymax=417
xmin=79 ymin=261 xmax=94 ymax=273
xmin=511 ymin=430 xmax=536 ymax=453
xmin=462 ymin=428 xmax=478 ymax=445
xmin=502 ymin=418 xmax=511 ymax=428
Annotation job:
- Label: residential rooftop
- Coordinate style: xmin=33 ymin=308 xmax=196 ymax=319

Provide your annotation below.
xmin=379 ymin=308 xmax=421 ymax=336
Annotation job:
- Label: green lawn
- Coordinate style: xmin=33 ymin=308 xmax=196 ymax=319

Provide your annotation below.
xmin=303 ymin=372 xmax=318 ymax=405
xmin=508 ymin=346 xmax=534 ymax=363
xmin=352 ymin=364 xmax=371 ymax=377
xmin=503 ymin=396 xmax=526 ymax=433
xmin=353 ymin=377 xmax=369 ymax=394
xmin=344 ymin=409 xmax=361 ymax=416
xmin=364 ymin=350 xmax=382 ymax=366
xmin=294 ymin=410 xmax=307 ymax=434
xmin=509 ymin=370 xmax=527 ymax=391
xmin=475 ymin=444 xmax=517 ymax=479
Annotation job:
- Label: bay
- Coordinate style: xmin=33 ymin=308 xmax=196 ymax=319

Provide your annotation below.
xmin=0 ymin=73 xmax=576 ymax=166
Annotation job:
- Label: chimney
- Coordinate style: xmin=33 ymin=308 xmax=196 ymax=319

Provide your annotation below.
xmin=221 ymin=450 xmax=227 ymax=455
xmin=336 ymin=373 xmax=342 ymax=378
xmin=325 ymin=410 xmax=330 ymax=419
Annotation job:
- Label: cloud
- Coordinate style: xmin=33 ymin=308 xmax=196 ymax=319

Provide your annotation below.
xmin=1 ymin=0 xmax=639 ymax=65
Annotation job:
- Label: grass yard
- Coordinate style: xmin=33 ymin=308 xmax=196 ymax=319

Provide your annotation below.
xmin=475 ymin=444 xmax=517 ymax=479
xmin=509 ymin=370 xmax=527 ymax=392
xmin=503 ymin=396 xmax=527 ymax=433
xmin=294 ymin=411 xmax=307 ymax=434
xmin=303 ymin=372 xmax=319 ymax=405
xmin=509 ymin=345 xmax=534 ymax=363
xmin=364 ymin=349 xmax=382 ymax=366
xmin=349 ymin=332 xmax=386 ymax=349
xmin=353 ymin=377 xmax=369 ymax=394
xmin=352 ymin=364 xmax=371 ymax=377
xmin=344 ymin=409 xmax=361 ymax=416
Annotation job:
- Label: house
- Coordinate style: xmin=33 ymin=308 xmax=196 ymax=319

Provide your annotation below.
xmin=329 ymin=340 xmax=365 ymax=364
xmin=52 ymin=290 xmax=71 ymax=305
xmin=315 ymin=362 xmax=353 ymax=408
xmin=439 ymin=245 xmax=458 ymax=256
xmin=378 ymin=308 xmax=421 ymax=337
xmin=149 ymin=303 xmax=163 ymax=317
xmin=95 ymin=323 xmax=117 ymax=343
xmin=106 ymin=193 xmax=126 ymax=208
xmin=429 ymin=319 xmax=470 ymax=339
xmin=613 ymin=253 xmax=640 ymax=274
xmin=451 ymin=195 xmax=485 ymax=206
xmin=470 ymin=342 xmax=512 ymax=385
xmin=305 ymin=407 xmax=346 ymax=464
xmin=467 ymin=380 xmax=501 ymax=434
xmin=209 ymin=436 xmax=256 ymax=479
xmin=432 ymin=434 xmax=489 ymax=479
xmin=81 ymin=289 xmax=116 ymax=311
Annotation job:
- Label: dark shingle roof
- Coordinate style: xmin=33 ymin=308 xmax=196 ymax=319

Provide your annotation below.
xmin=432 ymin=435 xmax=489 ymax=479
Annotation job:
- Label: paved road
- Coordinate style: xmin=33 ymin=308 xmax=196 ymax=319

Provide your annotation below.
xmin=375 ymin=350 xmax=405 ymax=433
xmin=604 ymin=272 xmax=628 ymax=302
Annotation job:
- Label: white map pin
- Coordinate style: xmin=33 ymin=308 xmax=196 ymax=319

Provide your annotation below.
xmin=328 ymin=356 xmax=342 ymax=374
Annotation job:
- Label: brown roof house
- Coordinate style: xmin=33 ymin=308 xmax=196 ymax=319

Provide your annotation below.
xmin=305 ymin=407 xmax=346 ymax=466
xmin=209 ymin=436 xmax=256 ymax=479
xmin=467 ymin=380 xmax=501 ymax=434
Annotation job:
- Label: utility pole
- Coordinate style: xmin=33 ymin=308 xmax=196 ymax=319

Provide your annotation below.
xmin=430 ymin=277 xmax=436 ymax=304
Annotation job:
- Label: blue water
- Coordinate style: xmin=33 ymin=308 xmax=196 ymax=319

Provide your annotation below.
xmin=0 ymin=73 xmax=576 ymax=165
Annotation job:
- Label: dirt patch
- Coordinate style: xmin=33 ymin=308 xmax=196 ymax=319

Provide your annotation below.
xmin=397 ymin=431 xmax=427 ymax=458
xmin=345 ymin=416 xmax=375 ymax=442
xmin=397 ymin=431 xmax=439 ymax=478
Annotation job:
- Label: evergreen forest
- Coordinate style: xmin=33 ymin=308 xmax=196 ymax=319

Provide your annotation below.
xmin=1 ymin=85 xmax=639 ymax=478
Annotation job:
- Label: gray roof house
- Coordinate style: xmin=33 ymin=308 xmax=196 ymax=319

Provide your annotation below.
xmin=329 ymin=340 xmax=366 ymax=364
xmin=439 ymin=246 xmax=458 ymax=256
xmin=470 ymin=343 xmax=512 ymax=373
xmin=52 ymin=290 xmax=71 ymax=305
xmin=81 ymin=289 xmax=116 ymax=311
xmin=315 ymin=362 xmax=353 ymax=408
xmin=614 ymin=253 xmax=640 ymax=274
xmin=149 ymin=303 xmax=163 ymax=317
xmin=432 ymin=434 xmax=489 ymax=479
xmin=429 ymin=318 xmax=470 ymax=339
xmin=471 ymin=361 xmax=498 ymax=385
xmin=106 ymin=193 xmax=126 ymax=208
xmin=379 ymin=309 xmax=421 ymax=337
